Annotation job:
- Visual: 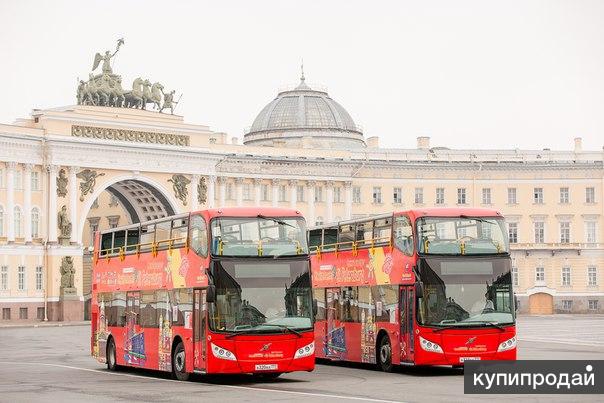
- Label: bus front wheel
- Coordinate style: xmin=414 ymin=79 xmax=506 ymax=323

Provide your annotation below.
xmin=107 ymin=338 xmax=118 ymax=371
xmin=377 ymin=335 xmax=393 ymax=372
xmin=172 ymin=341 xmax=190 ymax=381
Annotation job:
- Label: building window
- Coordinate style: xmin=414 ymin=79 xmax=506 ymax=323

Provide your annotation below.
xmin=352 ymin=186 xmax=361 ymax=203
xmin=0 ymin=206 xmax=4 ymax=237
xmin=435 ymin=188 xmax=445 ymax=205
xmin=586 ymin=187 xmax=595 ymax=204
xmin=457 ymin=188 xmax=466 ymax=205
xmin=36 ymin=266 xmax=43 ymax=291
xmin=586 ymin=221 xmax=597 ymax=243
xmin=2 ymin=308 xmax=10 ymax=320
xmin=588 ymin=266 xmax=597 ymax=286
xmin=393 ymin=187 xmax=402 ymax=204
xmin=18 ymin=266 xmax=25 ymax=291
xmin=562 ymin=300 xmax=572 ymax=311
xmin=414 ymin=188 xmax=423 ymax=204
xmin=108 ymin=194 xmax=119 ymax=207
xmin=261 ymin=184 xmax=270 ymax=201
xmin=372 ymin=187 xmax=382 ymax=204
xmin=508 ymin=222 xmax=518 ymax=244
xmin=37 ymin=307 xmax=45 ymax=320
xmin=1 ymin=266 xmax=7 ymax=291
xmin=14 ymin=206 xmax=22 ymax=238
xmin=314 ymin=186 xmax=323 ymax=202
xmin=107 ymin=216 xmax=120 ymax=229
xmin=225 ymin=183 xmax=233 ymax=200
xmin=242 ymin=184 xmax=251 ymax=201
xmin=315 ymin=216 xmax=323 ymax=226
xmin=482 ymin=188 xmax=491 ymax=205
xmin=14 ymin=170 xmax=23 ymax=190
xmin=278 ymin=185 xmax=287 ymax=202
xmin=559 ymin=187 xmax=569 ymax=204
xmin=333 ymin=187 xmax=342 ymax=203
xmin=31 ymin=171 xmax=40 ymax=191
xmin=534 ymin=222 xmax=545 ymax=243
xmin=561 ymin=267 xmax=571 ymax=286
xmin=31 ymin=207 xmax=40 ymax=238
xmin=19 ymin=307 xmax=28 ymax=319
xmin=588 ymin=300 xmax=598 ymax=311
xmin=507 ymin=188 xmax=517 ymax=204
xmin=296 ymin=185 xmax=305 ymax=202
xmin=533 ymin=187 xmax=544 ymax=204
xmin=535 ymin=267 xmax=545 ymax=283
xmin=559 ymin=222 xmax=570 ymax=244
xmin=512 ymin=265 xmax=518 ymax=287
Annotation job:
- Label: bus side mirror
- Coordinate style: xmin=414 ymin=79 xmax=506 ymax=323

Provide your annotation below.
xmin=415 ymin=281 xmax=424 ymax=299
xmin=206 ymin=285 xmax=216 ymax=303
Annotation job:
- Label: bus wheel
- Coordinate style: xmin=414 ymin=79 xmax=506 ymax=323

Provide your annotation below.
xmin=107 ymin=338 xmax=118 ymax=371
xmin=172 ymin=342 xmax=190 ymax=381
xmin=377 ymin=335 xmax=393 ymax=372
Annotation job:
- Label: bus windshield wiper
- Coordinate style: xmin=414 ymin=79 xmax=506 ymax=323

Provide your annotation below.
xmin=463 ymin=321 xmax=506 ymax=331
xmin=432 ymin=321 xmax=505 ymax=332
xmin=225 ymin=324 xmax=303 ymax=338
xmin=256 ymin=323 xmax=303 ymax=337
xmin=257 ymin=214 xmax=295 ymax=229
xmin=225 ymin=328 xmax=263 ymax=338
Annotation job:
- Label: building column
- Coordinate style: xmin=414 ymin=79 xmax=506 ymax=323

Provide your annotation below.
xmin=6 ymin=162 xmax=16 ymax=242
xmin=253 ymin=178 xmax=262 ymax=205
xmin=235 ymin=178 xmax=244 ymax=206
xmin=207 ymin=175 xmax=216 ymax=208
xmin=24 ymin=164 xmax=33 ymax=243
xmin=289 ymin=180 xmax=297 ymax=209
xmin=307 ymin=181 xmax=316 ymax=226
xmin=326 ymin=181 xmax=334 ymax=224
xmin=48 ymin=165 xmax=58 ymax=243
xmin=217 ymin=177 xmax=226 ymax=207
xmin=190 ymin=174 xmax=200 ymax=211
xmin=271 ymin=179 xmax=280 ymax=207
xmin=344 ymin=181 xmax=353 ymax=220
xmin=69 ymin=166 xmax=79 ymax=244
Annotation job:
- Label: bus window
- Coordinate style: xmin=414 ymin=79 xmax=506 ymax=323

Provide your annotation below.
xmin=322 ymin=227 xmax=338 ymax=250
xmin=373 ymin=218 xmax=392 ymax=243
xmin=100 ymin=233 xmax=113 ymax=256
xmin=338 ymin=224 xmax=355 ymax=248
xmin=356 ymin=221 xmax=374 ymax=246
xmin=140 ymin=291 xmax=158 ymax=328
xmin=189 ymin=215 xmax=208 ymax=257
xmin=140 ymin=224 xmax=155 ymax=248
xmin=125 ymin=228 xmax=140 ymax=252
xmin=394 ymin=216 xmax=413 ymax=255
xmin=155 ymin=220 xmax=171 ymax=244
xmin=113 ymin=230 xmax=126 ymax=250
xmin=308 ymin=229 xmax=322 ymax=250
xmin=171 ymin=217 xmax=189 ymax=247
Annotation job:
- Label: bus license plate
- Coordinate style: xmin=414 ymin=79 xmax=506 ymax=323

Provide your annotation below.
xmin=459 ymin=357 xmax=481 ymax=362
xmin=255 ymin=364 xmax=278 ymax=371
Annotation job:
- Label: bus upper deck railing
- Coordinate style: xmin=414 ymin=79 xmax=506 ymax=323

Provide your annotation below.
xmin=97 ymin=237 xmax=188 ymax=262
xmin=311 ymin=236 xmax=392 ymax=259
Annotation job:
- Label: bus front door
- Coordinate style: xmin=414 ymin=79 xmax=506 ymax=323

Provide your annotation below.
xmin=325 ymin=288 xmax=345 ymax=359
xmin=399 ymin=286 xmax=415 ymax=363
xmin=193 ymin=288 xmax=207 ymax=372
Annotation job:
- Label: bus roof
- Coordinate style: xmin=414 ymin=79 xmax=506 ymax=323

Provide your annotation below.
xmin=406 ymin=207 xmax=503 ymax=218
xmin=200 ymin=207 xmax=303 ymax=218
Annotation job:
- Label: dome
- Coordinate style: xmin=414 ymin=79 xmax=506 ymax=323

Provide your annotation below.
xmin=243 ymin=73 xmax=365 ymax=149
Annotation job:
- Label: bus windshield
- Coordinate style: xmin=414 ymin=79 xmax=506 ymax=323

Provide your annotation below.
xmin=417 ymin=256 xmax=515 ymax=328
xmin=211 ymin=216 xmax=308 ymax=257
xmin=209 ymin=260 xmax=313 ymax=332
xmin=417 ymin=216 xmax=509 ymax=255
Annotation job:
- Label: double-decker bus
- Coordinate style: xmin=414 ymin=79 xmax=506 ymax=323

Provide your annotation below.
xmin=91 ymin=207 xmax=315 ymax=380
xmin=309 ymin=208 xmax=516 ymax=371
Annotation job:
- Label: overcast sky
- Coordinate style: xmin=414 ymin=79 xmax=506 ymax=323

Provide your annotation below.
xmin=1 ymin=0 xmax=603 ymax=151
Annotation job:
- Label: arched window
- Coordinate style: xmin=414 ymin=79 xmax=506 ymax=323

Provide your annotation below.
xmin=0 ymin=206 xmax=4 ymax=237
xmin=31 ymin=208 xmax=40 ymax=238
xmin=14 ymin=206 xmax=22 ymax=238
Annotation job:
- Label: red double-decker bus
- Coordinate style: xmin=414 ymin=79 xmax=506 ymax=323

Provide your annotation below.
xmin=91 ymin=207 xmax=315 ymax=380
xmin=309 ymin=208 xmax=516 ymax=371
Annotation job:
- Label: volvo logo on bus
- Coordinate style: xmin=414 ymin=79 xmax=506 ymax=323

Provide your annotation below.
xmin=260 ymin=343 xmax=272 ymax=352
xmin=465 ymin=337 xmax=477 ymax=346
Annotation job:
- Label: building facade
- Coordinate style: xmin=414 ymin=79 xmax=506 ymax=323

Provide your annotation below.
xmin=0 ymin=71 xmax=603 ymax=321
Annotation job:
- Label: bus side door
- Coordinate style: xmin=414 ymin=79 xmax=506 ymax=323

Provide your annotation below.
xmin=325 ymin=287 xmax=345 ymax=359
xmin=193 ymin=288 xmax=207 ymax=371
xmin=399 ymin=286 xmax=415 ymax=363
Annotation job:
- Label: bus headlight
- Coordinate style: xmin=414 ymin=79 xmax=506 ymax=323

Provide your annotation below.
xmin=211 ymin=343 xmax=237 ymax=361
xmin=497 ymin=336 xmax=516 ymax=352
xmin=420 ymin=336 xmax=443 ymax=353
xmin=294 ymin=342 xmax=315 ymax=359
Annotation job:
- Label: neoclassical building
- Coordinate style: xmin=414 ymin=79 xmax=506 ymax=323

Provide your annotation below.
xmin=0 ymin=70 xmax=603 ymax=321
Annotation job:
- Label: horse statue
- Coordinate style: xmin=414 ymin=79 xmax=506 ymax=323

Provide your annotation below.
xmin=141 ymin=79 xmax=152 ymax=110
xmin=123 ymin=77 xmax=144 ymax=109
xmin=108 ymin=77 xmax=125 ymax=107
xmin=147 ymin=82 xmax=164 ymax=110
xmin=95 ymin=75 xmax=112 ymax=106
